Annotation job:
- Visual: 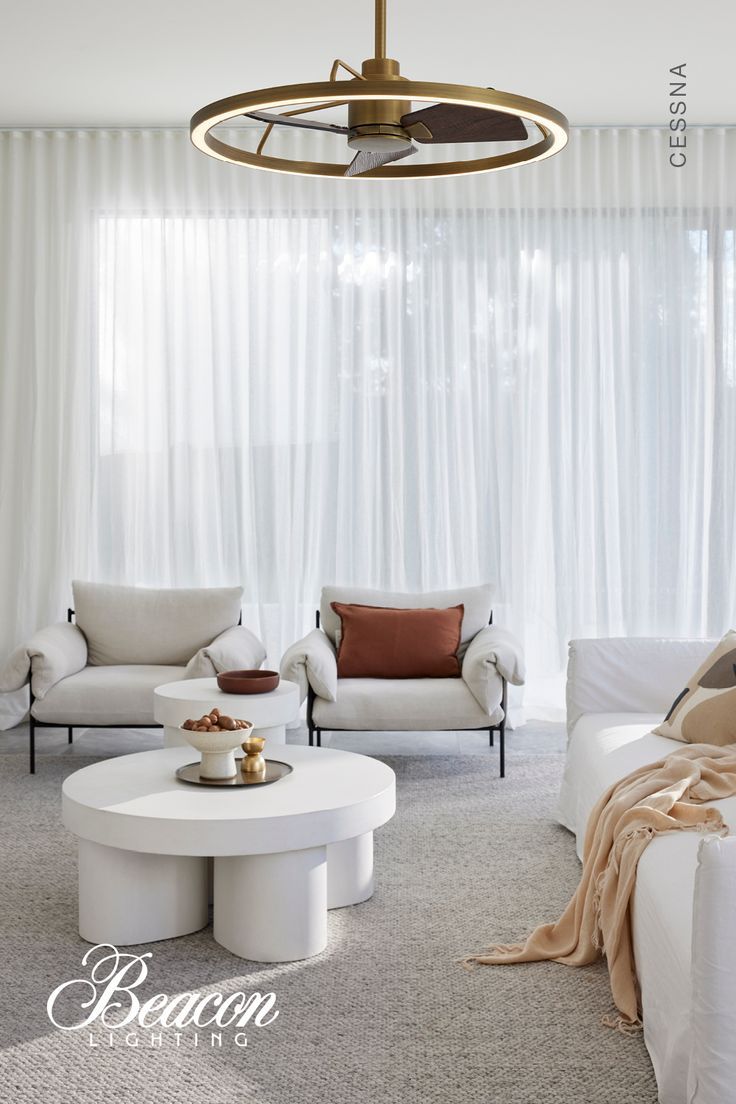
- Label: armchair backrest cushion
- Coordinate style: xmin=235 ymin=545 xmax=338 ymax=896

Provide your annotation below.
xmin=320 ymin=585 xmax=492 ymax=649
xmin=72 ymin=581 xmax=243 ymax=666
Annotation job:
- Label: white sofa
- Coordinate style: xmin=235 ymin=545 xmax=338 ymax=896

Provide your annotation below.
xmin=281 ymin=585 xmax=525 ymax=777
xmin=0 ymin=581 xmax=266 ymax=772
xmin=559 ymin=637 xmax=736 ymax=1104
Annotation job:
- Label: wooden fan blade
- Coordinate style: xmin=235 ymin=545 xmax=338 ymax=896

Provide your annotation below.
xmin=401 ymin=102 xmax=528 ymax=143
xmin=245 ymin=110 xmax=349 ymax=136
xmin=344 ymin=143 xmax=417 ymax=177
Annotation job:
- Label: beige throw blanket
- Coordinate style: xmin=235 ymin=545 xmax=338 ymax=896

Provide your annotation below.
xmin=467 ymin=744 xmax=736 ymax=1026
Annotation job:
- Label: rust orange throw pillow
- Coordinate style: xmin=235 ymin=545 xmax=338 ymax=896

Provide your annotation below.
xmin=331 ymin=602 xmax=464 ymax=679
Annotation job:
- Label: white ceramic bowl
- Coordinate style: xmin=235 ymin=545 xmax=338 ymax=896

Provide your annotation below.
xmin=180 ymin=721 xmax=253 ymax=781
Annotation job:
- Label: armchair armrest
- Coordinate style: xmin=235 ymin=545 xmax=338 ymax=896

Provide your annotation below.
xmin=280 ymin=629 xmax=337 ymax=704
xmin=0 ymin=622 xmax=88 ymax=699
xmin=185 ymin=625 xmax=267 ymax=679
xmin=462 ymin=625 xmax=525 ymax=713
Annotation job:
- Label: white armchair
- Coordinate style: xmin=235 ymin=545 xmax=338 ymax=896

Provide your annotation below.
xmin=0 ymin=581 xmax=266 ymax=773
xmin=281 ymin=585 xmax=525 ymax=777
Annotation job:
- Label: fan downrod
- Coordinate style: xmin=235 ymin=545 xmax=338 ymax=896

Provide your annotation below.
xmin=347 ymin=0 xmax=413 ymax=154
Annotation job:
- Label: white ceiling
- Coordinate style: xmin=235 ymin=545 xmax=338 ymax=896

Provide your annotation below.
xmin=1 ymin=0 xmax=734 ymax=127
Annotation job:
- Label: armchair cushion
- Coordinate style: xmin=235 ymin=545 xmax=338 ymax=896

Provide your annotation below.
xmin=72 ymin=581 xmax=243 ymax=666
xmin=0 ymin=622 xmax=88 ymax=699
xmin=319 ymin=585 xmax=492 ymax=652
xmin=280 ymin=629 xmax=338 ymax=704
xmin=331 ymin=602 xmax=463 ymax=679
xmin=312 ymin=677 xmax=503 ymax=731
xmin=185 ymin=625 xmax=267 ymax=679
xmin=31 ymin=664 xmax=185 ymax=725
xmin=462 ymin=625 xmax=526 ymax=712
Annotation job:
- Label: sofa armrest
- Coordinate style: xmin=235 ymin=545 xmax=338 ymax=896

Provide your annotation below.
xmin=0 ymin=622 xmax=88 ymax=699
xmin=566 ymin=637 xmax=717 ymax=735
xmin=280 ymin=629 xmax=337 ymax=704
xmin=689 ymin=835 xmax=736 ymax=1103
xmin=462 ymin=626 xmax=525 ymax=713
xmin=185 ymin=625 xmax=267 ymax=679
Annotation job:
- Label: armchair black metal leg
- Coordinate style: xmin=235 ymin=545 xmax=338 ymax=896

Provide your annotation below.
xmin=68 ymin=726 xmax=73 ymax=745
xmin=29 ymin=717 xmax=35 ymax=774
xmin=489 ymin=728 xmax=494 ymax=748
xmin=498 ymin=677 xmax=507 ymax=778
xmin=499 ymin=720 xmax=505 ymax=778
xmin=316 ymin=729 xmax=322 ymax=748
xmin=307 ymin=686 xmax=315 ymax=747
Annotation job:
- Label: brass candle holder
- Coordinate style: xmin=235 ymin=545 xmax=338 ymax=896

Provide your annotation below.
xmin=241 ymin=735 xmax=267 ymax=775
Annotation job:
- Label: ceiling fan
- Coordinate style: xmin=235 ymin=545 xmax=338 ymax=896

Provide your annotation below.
xmin=190 ymin=0 xmax=568 ymax=179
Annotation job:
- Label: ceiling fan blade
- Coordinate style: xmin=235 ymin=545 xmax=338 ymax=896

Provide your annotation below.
xmin=245 ymin=110 xmax=349 ymax=136
xmin=401 ymin=102 xmax=528 ymax=143
xmin=344 ymin=143 xmax=417 ymax=177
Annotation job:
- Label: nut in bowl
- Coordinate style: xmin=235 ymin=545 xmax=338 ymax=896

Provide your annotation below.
xmin=180 ymin=709 xmax=253 ymax=781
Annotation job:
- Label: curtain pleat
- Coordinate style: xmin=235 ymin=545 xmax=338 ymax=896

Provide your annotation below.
xmin=1 ymin=126 xmax=735 ymax=709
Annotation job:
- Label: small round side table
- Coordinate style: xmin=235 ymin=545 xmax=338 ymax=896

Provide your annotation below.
xmin=154 ymin=677 xmax=300 ymax=751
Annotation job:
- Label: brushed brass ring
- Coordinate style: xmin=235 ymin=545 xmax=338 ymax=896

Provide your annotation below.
xmin=190 ymin=80 xmax=569 ymax=179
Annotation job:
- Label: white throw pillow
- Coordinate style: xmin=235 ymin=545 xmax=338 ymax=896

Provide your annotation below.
xmin=185 ymin=626 xmax=267 ymax=679
xmin=185 ymin=650 xmax=218 ymax=679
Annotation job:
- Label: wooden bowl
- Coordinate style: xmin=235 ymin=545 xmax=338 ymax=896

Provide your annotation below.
xmin=216 ymin=669 xmax=280 ymax=695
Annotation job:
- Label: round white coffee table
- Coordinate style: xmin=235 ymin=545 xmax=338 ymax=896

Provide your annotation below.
xmin=62 ymin=746 xmax=395 ymax=962
xmin=154 ymin=677 xmax=299 ymax=751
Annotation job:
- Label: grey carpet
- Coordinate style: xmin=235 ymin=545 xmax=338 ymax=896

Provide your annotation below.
xmin=0 ymin=743 xmax=658 ymax=1104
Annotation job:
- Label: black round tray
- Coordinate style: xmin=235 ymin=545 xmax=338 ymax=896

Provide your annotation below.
xmin=175 ymin=759 xmax=293 ymax=788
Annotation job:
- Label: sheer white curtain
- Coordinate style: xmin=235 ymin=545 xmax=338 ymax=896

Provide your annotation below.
xmin=0 ymin=126 xmax=735 ymax=717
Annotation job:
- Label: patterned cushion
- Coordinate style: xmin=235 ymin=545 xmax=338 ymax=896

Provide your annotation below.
xmin=653 ymin=630 xmax=736 ymax=745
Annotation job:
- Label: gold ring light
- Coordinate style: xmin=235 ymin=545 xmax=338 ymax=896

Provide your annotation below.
xmin=191 ymin=0 xmax=569 ymax=178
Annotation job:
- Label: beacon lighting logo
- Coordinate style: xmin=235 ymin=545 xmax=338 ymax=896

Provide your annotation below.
xmin=47 ymin=944 xmax=280 ymax=1050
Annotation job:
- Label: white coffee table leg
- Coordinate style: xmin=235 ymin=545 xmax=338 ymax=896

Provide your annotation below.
xmin=78 ymin=839 xmax=208 ymax=945
xmin=214 ymin=846 xmax=327 ymax=962
xmin=327 ymin=832 xmax=374 ymax=909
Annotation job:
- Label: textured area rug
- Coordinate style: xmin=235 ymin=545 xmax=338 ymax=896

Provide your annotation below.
xmin=0 ymin=747 xmax=658 ymax=1103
